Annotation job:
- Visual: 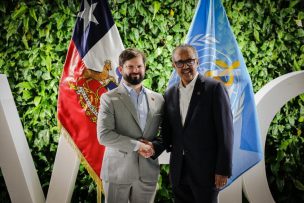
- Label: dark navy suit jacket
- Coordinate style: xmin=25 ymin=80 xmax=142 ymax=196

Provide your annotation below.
xmin=153 ymin=74 xmax=233 ymax=188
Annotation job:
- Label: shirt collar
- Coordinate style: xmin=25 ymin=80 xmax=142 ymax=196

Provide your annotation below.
xmin=122 ymin=82 xmax=146 ymax=95
xmin=179 ymin=73 xmax=199 ymax=89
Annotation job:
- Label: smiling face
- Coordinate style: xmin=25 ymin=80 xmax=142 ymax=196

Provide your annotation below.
xmin=172 ymin=47 xmax=199 ymax=86
xmin=119 ymin=55 xmax=145 ymax=85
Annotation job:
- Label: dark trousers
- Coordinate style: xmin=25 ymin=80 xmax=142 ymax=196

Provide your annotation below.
xmin=173 ymin=159 xmax=219 ymax=203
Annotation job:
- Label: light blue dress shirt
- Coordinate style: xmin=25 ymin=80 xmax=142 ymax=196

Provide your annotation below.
xmin=122 ymin=82 xmax=148 ymax=132
xmin=122 ymin=82 xmax=149 ymax=151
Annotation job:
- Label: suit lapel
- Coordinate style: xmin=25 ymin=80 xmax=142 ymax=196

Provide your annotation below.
xmin=172 ymin=84 xmax=183 ymax=130
xmin=117 ymin=85 xmax=141 ymax=126
xmin=143 ymin=90 xmax=154 ymax=136
xmin=183 ymin=75 xmax=205 ymax=128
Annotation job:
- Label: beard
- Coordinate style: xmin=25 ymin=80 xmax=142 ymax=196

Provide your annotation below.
xmin=123 ymin=73 xmax=144 ymax=85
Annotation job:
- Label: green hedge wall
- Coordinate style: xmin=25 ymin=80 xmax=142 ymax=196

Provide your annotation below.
xmin=0 ymin=0 xmax=303 ymax=202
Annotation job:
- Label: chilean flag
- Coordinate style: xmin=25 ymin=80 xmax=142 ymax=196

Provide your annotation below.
xmin=57 ymin=0 xmax=124 ymax=185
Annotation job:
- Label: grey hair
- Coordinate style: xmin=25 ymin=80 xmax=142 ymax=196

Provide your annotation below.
xmin=171 ymin=44 xmax=199 ymax=61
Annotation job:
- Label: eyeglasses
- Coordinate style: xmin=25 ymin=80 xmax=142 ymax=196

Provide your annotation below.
xmin=124 ymin=65 xmax=144 ymax=70
xmin=174 ymin=59 xmax=196 ymax=68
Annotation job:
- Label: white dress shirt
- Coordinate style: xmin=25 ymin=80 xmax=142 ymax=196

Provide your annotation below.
xmin=179 ymin=73 xmax=199 ymax=126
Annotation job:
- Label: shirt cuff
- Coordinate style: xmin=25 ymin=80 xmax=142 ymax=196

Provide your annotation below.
xmin=132 ymin=140 xmax=140 ymax=151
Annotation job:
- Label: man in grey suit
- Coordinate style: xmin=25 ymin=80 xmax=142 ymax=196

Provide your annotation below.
xmin=97 ymin=48 xmax=164 ymax=203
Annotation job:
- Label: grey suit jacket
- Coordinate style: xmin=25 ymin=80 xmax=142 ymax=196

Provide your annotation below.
xmin=97 ymin=84 xmax=164 ymax=184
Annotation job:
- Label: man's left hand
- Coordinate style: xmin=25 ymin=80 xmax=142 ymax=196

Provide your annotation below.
xmin=215 ymin=174 xmax=228 ymax=189
xmin=138 ymin=139 xmax=155 ymax=158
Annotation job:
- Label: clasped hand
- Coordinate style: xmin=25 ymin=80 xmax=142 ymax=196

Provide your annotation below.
xmin=138 ymin=140 xmax=154 ymax=158
xmin=215 ymin=174 xmax=228 ymax=189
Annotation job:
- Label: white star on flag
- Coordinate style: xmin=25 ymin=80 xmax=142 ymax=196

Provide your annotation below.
xmin=77 ymin=0 xmax=99 ymax=32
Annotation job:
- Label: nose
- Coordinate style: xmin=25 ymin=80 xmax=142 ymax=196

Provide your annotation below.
xmin=132 ymin=67 xmax=139 ymax=73
xmin=181 ymin=63 xmax=190 ymax=69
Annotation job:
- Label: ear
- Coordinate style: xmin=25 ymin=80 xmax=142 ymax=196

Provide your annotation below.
xmin=118 ymin=66 xmax=123 ymax=73
xmin=172 ymin=62 xmax=176 ymax=68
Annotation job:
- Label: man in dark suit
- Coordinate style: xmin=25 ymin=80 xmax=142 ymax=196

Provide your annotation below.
xmin=153 ymin=44 xmax=234 ymax=203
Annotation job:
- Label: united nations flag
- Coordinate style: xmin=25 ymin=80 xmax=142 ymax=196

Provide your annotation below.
xmin=168 ymin=0 xmax=263 ymax=187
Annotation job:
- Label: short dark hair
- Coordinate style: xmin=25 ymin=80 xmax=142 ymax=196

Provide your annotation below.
xmin=172 ymin=44 xmax=198 ymax=61
xmin=119 ymin=48 xmax=146 ymax=67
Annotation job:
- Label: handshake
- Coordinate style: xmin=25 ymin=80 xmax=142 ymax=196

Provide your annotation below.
xmin=138 ymin=139 xmax=155 ymax=158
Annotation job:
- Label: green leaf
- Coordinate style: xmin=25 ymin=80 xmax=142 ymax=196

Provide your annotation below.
xmin=155 ymin=47 xmax=163 ymax=56
xmin=6 ymin=23 xmax=18 ymax=41
xmin=288 ymin=116 xmax=295 ymax=125
xmin=157 ymin=77 xmax=165 ymax=91
xmin=297 ymin=29 xmax=304 ymax=37
xmin=298 ymin=11 xmax=304 ymax=20
xmin=166 ymin=35 xmax=173 ymax=41
xmin=276 ymin=178 xmax=285 ymax=192
xmin=172 ymin=24 xmax=181 ymax=32
xmin=34 ymin=96 xmax=41 ymax=106
xmin=249 ymin=42 xmax=258 ymax=54
xmin=22 ymin=89 xmax=32 ymax=100
xmin=22 ymin=35 xmax=29 ymax=49
xmin=0 ymin=1 xmax=6 ymax=13
xmin=143 ymin=78 xmax=152 ymax=89
xmin=42 ymin=72 xmax=51 ymax=80
xmin=23 ymin=17 xmax=29 ymax=33
xmin=295 ymin=19 xmax=302 ymax=27
xmin=12 ymin=4 xmax=28 ymax=20
xmin=29 ymin=8 xmax=37 ymax=21
xmin=34 ymin=129 xmax=50 ymax=150
xmin=153 ymin=1 xmax=161 ymax=20
xmin=294 ymin=180 xmax=304 ymax=191
xmin=16 ymin=82 xmax=33 ymax=89
xmin=289 ymin=0 xmax=300 ymax=8
xmin=253 ymin=29 xmax=260 ymax=41
xmin=56 ymin=15 xmax=65 ymax=30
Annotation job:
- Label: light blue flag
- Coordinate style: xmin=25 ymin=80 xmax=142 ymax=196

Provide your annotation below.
xmin=168 ymin=0 xmax=263 ymax=186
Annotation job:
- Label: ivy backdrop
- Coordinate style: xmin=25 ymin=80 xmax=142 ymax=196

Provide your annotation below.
xmin=0 ymin=0 xmax=303 ymax=202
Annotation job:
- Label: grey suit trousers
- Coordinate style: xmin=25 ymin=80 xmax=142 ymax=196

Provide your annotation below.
xmin=103 ymin=179 xmax=157 ymax=203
